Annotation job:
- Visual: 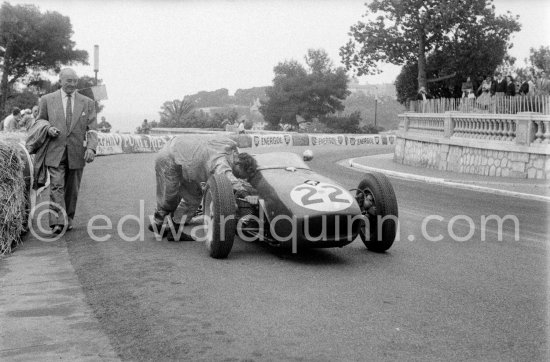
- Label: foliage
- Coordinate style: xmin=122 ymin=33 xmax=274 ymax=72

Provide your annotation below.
xmin=319 ymin=111 xmax=362 ymax=133
xmin=360 ymin=124 xmax=384 ymax=134
xmin=233 ymin=87 xmax=268 ymax=105
xmin=0 ymin=3 xmax=88 ymax=112
xmin=340 ymin=0 xmax=521 ymax=89
xmin=342 ymin=90 xmax=404 ymax=130
xmin=395 ymin=63 xmax=420 ymax=104
xmin=394 ymin=15 xmax=520 ymax=103
xmin=158 ymin=98 xmax=195 ymax=126
xmin=260 ymin=49 xmax=349 ymax=129
xmin=3 ymin=90 xmax=38 ymax=116
xmin=183 ymin=88 xmax=232 ymax=108
xmin=75 ymin=75 xmax=105 ymax=114
xmin=526 ymin=46 xmax=550 ymax=75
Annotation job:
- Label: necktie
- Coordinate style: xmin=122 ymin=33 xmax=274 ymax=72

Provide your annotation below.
xmin=66 ymin=93 xmax=72 ymax=132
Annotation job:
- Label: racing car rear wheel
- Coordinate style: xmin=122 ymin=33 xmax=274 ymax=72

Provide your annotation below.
xmin=356 ymin=172 xmax=398 ymax=252
xmin=203 ymin=174 xmax=237 ymax=259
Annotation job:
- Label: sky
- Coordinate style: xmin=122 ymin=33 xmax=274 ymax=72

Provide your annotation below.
xmin=8 ymin=0 xmax=550 ymax=132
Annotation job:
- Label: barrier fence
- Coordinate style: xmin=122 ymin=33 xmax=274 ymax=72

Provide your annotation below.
xmin=409 ymin=95 xmax=550 ymax=115
xmin=399 ymin=112 xmax=550 ymax=146
xmin=95 ymin=132 xmax=397 ymax=155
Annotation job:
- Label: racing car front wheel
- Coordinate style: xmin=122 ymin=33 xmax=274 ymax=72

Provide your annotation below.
xmin=356 ymin=172 xmax=398 ymax=252
xmin=203 ymin=174 xmax=237 ymax=259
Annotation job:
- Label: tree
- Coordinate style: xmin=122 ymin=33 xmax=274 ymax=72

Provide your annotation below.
xmin=260 ymin=49 xmax=349 ymax=129
xmin=75 ymin=75 xmax=105 ymax=114
xmin=158 ymin=98 xmax=194 ymax=127
xmin=340 ymin=0 xmax=520 ymax=90
xmin=527 ymin=46 xmax=550 ymax=74
xmin=0 ymin=3 xmax=88 ymax=112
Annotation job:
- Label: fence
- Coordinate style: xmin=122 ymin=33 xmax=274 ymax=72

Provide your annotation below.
xmin=399 ymin=112 xmax=550 ymax=146
xmin=409 ymin=95 xmax=550 ymax=115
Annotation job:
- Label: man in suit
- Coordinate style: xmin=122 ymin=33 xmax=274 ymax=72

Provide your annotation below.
xmin=536 ymin=71 xmax=550 ymax=96
xmin=37 ymin=68 xmax=98 ymax=235
xmin=490 ymin=72 xmax=507 ymax=96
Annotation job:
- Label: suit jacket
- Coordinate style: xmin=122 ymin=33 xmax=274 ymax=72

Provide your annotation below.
xmin=37 ymin=89 xmax=98 ymax=169
xmin=491 ymin=79 xmax=507 ymax=94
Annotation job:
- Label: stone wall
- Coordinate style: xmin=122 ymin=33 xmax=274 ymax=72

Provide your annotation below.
xmin=394 ymin=137 xmax=550 ymax=179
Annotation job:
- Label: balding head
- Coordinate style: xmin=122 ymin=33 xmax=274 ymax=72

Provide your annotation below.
xmin=59 ymin=68 xmax=78 ymax=94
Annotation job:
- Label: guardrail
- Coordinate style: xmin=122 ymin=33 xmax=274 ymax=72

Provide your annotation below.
xmin=408 ymin=95 xmax=550 ymax=115
xmin=396 ymin=111 xmax=550 ymax=179
xmin=399 ymin=112 xmax=550 ymax=147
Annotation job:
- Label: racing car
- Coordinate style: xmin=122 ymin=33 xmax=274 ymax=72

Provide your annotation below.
xmin=201 ymin=151 xmax=398 ymax=259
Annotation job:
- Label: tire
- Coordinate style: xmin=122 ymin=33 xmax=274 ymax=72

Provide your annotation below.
xmin=203 ymin=174 xmax=237 ymax=259
xmin=356 ymin=172 xmax=398 ymax=252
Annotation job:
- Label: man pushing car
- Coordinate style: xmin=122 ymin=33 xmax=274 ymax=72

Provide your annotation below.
xmin=149 ymin=134 xmax=257 ymax=241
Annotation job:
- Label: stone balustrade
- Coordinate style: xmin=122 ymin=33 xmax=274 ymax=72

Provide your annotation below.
xmin=395 ymin=112 xmax=550 ymax=179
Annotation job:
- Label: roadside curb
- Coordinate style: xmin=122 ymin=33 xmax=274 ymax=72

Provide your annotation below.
xmin=345 ymin=158 xmax=550 ymax=203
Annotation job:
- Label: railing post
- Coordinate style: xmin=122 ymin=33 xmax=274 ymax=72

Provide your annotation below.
xmin=403 ymin=113 xmax=410 ymax=133
xmin=515 ymin=112 xmax=536 ymax=146
xmin=443 ymin=111 xmax=454 ymax=138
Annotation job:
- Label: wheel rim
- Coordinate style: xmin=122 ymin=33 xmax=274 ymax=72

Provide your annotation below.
xmin=203 ymin=195 xmax=214 ymax=249
xmin=357 ymin=187 xmax=377 ymax=241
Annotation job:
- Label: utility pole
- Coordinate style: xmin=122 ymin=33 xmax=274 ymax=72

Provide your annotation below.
xmin=93 ymin=45 xmax=99 ymax=85
xmin=374 ymin=96 xmax=378 ymax=127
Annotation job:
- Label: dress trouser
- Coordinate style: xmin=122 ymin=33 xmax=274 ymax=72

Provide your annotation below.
xmin=48 ymin=149 xmax=83 ymax=226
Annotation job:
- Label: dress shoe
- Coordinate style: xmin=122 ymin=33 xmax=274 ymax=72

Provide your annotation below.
xmin=47 ymin=225 xmax=65 ymax=237
xmin=167 ymin=230 xmax=195 ymax=242
xmin=67 ymin=219 xmax=74 ymax=231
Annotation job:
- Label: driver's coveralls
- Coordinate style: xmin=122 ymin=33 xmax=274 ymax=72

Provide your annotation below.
xmin=153 ymin=135 xmax=247 ymax=225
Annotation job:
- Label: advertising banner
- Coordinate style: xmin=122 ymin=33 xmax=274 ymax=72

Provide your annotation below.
xmin=291 ymin=134 xmax=310 ymax=146
xmin=97 ymin=134 xmax=173 ymax=155
xmin=251 ymin=134 xmax=293 ymax=148
xmin=96 ymin=133 xmax=123 ymax=155
xmin=309 ymin=134 xmax=347 ymax=147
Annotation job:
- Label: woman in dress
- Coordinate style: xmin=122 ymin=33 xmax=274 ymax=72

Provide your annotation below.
xmin=476 ymin=75 xmax=492 ymax=110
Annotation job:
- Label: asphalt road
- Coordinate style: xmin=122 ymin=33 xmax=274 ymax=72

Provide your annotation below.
xmin=51 ymin=145 xmax=547 ymax=361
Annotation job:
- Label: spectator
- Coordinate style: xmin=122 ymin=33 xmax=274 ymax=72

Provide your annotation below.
xmin=237 ymin=119 xmax=245 ymax=134
xmin=20 ymin=108 xmax=35 ymax=131
xmin=417 ymin=86 xmax=433 ymax=101
xmin=518 ymin=77 xmax=529 ymax=96
xmin=417 ymin=86 xmax=433 ymax=112
xmin=476 ymin=75 xmax=492 ymax=108
xmin=528 ymin=75 xmax=536 ymax=95
xmin=141 ymin=119 xmax=151 ymax=134
xmin=36 ymin=68 xmax=98 ymax=236
xmin=2 ymin=107 xmax=22 ymax=132
xmin=491 ymin=73 xmax=507 ymax=97
xmin=536 ymin=71 xmax=550 ymax=96
xmin=461 ymin=77 xmax=474 ymax=98
xmin=505 ymin=75 xmax=516 ymax=96
xmin=98 ymin=116 xmax=112 ymax=133
xmin=32 ymin=105 xmax=39 ymax=119
xmin=474 ymin=75 xmax=485 ymax=97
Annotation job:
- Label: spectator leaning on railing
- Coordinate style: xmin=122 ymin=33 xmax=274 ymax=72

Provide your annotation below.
xmin=461 ymin=77 xmax=474 ymax=98
xmin=491 ymin=72 xmax=507 ymax=97
xmin=536 ymin=71 xmax=550 ymax=96
xmin=505 ymin=75 xmax=516 ymax=97
xmin=476 ymin=75 xmax=492 ymax=108
xmin=518 ymin=77 xmax=529 ymax=96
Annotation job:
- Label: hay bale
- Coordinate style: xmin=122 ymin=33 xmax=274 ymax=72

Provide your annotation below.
xmin=0 ymin=140 xmax=27 ymax=255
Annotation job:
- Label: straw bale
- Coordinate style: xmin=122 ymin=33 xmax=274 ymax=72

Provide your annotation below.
xmin=0 ymin=139 xmax=27 ymax=255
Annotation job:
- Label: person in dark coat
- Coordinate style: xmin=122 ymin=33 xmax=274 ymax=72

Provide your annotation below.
xmin=505 ymin=75 xmax=516 ymax=96
xmin=491 ymin=73 xmax=507 ymax=96
xmin=518 ymin=77 xmax=529 ymax=96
